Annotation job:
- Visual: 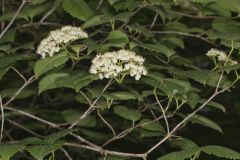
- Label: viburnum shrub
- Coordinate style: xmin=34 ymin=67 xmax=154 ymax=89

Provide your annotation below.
xmin=1 ymin=0 xmax=240 ymax=160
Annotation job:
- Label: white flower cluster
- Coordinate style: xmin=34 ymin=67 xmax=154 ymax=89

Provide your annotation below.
xmin=89 ymin=49 xmax=148 ymax=81
xmin=206 ymin=48 xmax=227 ymax=62
xmin=36 ymin=26 xmax=88 ymax=58
xmin=206 ymin=48 xmax=238 ymax=65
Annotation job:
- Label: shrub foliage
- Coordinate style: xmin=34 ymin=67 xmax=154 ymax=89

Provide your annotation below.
xmin=1 ymin=0 xmax=240 ymax=159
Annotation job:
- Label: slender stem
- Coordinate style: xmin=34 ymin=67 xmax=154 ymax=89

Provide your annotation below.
xmin=69 ymin=79 xmax=113 ymax=129
xmin=3 ymin=76 xmax=35 ymax=107
xmin=98 ymin=109 xmax=116 ymax=137
xmin=151 ymin=31 xmax=213 ymax=44
xmin=0 ymin=0 xmax=29 ymax=39
xmin=149 ymin=13 xmax=158 ymax=30
xmin=153 ymin=88 xmax=170 ymax=133
xmin=0 ymin=95 xmax=4 ymax=142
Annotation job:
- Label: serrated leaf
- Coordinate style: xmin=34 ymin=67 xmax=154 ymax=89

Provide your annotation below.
xmin=199 ymin=100 xmax=226 ymax=113
xmin=140 ymin=130 xmax=163 ymax=138
xmin=30 ymin=0 xmax=48 ymax=5
xmin=34 ymin=52 xmax=69 ymax=78
xmin=157 ymin=149 xmax=198 ymax=160
xmin=56 ymin=72 xmax=98 ymax=92
xmin=108 ymin=30 xmax=129 ymax=48
xmin=62 ymin=110 xmax=96 ymax=127
xmin=45 ymin=129 xmax=74 ymax=144
xmin=105 ymin=91 xmax=137 ymax=100
xmin=201 ymin=145 xmax=240 ymax=159
xmin=0 ymin=54 xmax=33 ymax=70
xmin=114 ymin=105 xmax=142 ymax=122
xmin=0 ymin=144 xmax=24 ymax=160
xmin=140 ymin=119 xmax=165 ymax=132
xmin=62 ymin=0 xmax=94 ymax=21
xmin=190 ymin=0 xmax=217 ymax=3
xmin=140 ymin=43 xmax=175 ymax=58
xmin=190 ymin=114 xmax=223 ymax=133
xmin=27 ymin=141 xmax=64 ymax=160
xmin=38 ymin=73 xmax=69 ymax=94
xmin=171 ymin=138 xmax=199 ymax=151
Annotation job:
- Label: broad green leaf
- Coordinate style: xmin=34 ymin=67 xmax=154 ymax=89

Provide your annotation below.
xmin=62 ymin=109 xmax=96 ymax=127
xmin=38 ymin=73 xmax=69 ymax=94
xmin=171 ymin=138 xmax=199 ymax=151
xmin=27 ymin=141 xmax=64 ymax=160
xmin=140 ymin=119 xmax=165 ymax=132
xmin=62 ymin=0 xmax=94 ymax=21
xmin=0 ymin=67 xmax=11 ymax=80
xmin=216 ymin=0 xmax=240 ymax=12
xmin=140 ymin=130 xmax=163 ymax=138
xmin=34 ymin=52 xmax=69 ymax=78
xmin=80 ymin=128 xmax=111 ymax=142
xmin=105 ymin=91 xmax=137 ymax=100
xmin=190 ymin=114 xmax=223 ymax=133
xmin=56 ymin=72 xmax=98 ymax=92
xmin=107 ymin=0 xmax=120 ymax=5
xmin=201 ymin=145 xmax=240 ymax=159
xmin=82 ymin=15 xmax=112 ymax=29
xmin=31 ymin=0 xmax=48 ymax=5
xmin=190 ymin=0 xmax=217 ymax=3
xmin=0 ymin=144 xmax=24 ymax=160
xmin=108 ymin=30 xmax=129 ymax=48
xmin=140 ymin=43 xmax=175 ymax=58
xmin=1 ymin=88 xmax=36 ymax=99
xmin=199 ymin=100 xmax=226 ymax=113
xmin=45 ymin=129 xmax=74 ymax=144
xmin=0 ymin=29 xmax=16 ymax=43
xmin=157 ymin=149 xmax=198 ymax=160
xmin=0 ymin=54 xmax=33 ymax=70
xmin=21 ymin=3 xmax=51 ymax=20
xmin=114 ymin=105 xmax=142 ymax=122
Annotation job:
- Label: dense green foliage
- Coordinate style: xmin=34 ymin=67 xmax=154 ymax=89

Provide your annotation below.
xmin=1 ymin=0 xmax=240 ymax=159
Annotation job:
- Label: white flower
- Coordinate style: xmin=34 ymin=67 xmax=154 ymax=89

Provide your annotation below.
xmin=206 ymin=48 xmax=238 ymax=66
xmin=36 ymin=26 xmax=88 ymax=58
xmin=206 ymin=48 xmax=227 ymax=62
xmin=50 ymin=26 xmax=88 ymax=44
xmin=89 ymin=49 xmax=147 ymax=81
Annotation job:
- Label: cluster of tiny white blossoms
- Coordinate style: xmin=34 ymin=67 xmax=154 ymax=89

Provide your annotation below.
xmin=89 ymin=49 xmax=148 ymax=81
xmin=206 ymin=48 xmax=238 ymax=65
xmin=36 ymin=26 xmax=88 ymax=58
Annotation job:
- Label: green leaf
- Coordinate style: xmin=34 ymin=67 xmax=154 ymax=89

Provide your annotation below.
xmin=62 ymin=109 xmax=96 ymax=127
xmin=114 ymin=105 xmax=142 ymax=122
xmin=62 ymin=0 xmax=94 ymax=21
xmin=31 ymin=0 xmax=48 ymax=5
xmin=0 ymin=54 xmax=33 ymax=70
xmin=44 ymin=129 xmax=74 ymax=144
xmin=1 ymin=88 xmax=36 ymax=99
xmin=140 ymin=43 xmax=175 ymax=58
xmin=34 ymin=52 xmax=69 ymax=78
xmin=190 ymin=0 xmax=217 ymax=3
xmin=0 ymin=67 xmax=11 ymax=80
xmin=27 ymin=141 xmax=64 ymax=160
xmin=56 ymin=72 xmax=98 ymax=92
xmin=199 ymin=100 xmax=226 ymax=113
xmin=38 ymin=73 xmax=69 ymax=94
xmin=170 ymin=69 xmax=219 ymax=86
xmin=108 ymin=30 xmax=129 ymax=48
xmin=190 ymin=114 xmax=223 ymax=133
xmin=140 ymin=119 xmax=165 ymax=132
xmin=156 ymin=150 xmax=198 ymax=160
xmin=139 ymin=130 xmax=163 ymax=138
xmin=201 ymin=145 xmax=240 ymax=159
xmin=105 ymin=91 xmax=137 ymax=100
xmin=173 ymin=138 xmax=199 ymax=150
xmin=0 ymin=144 xmax=24 ymax=160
